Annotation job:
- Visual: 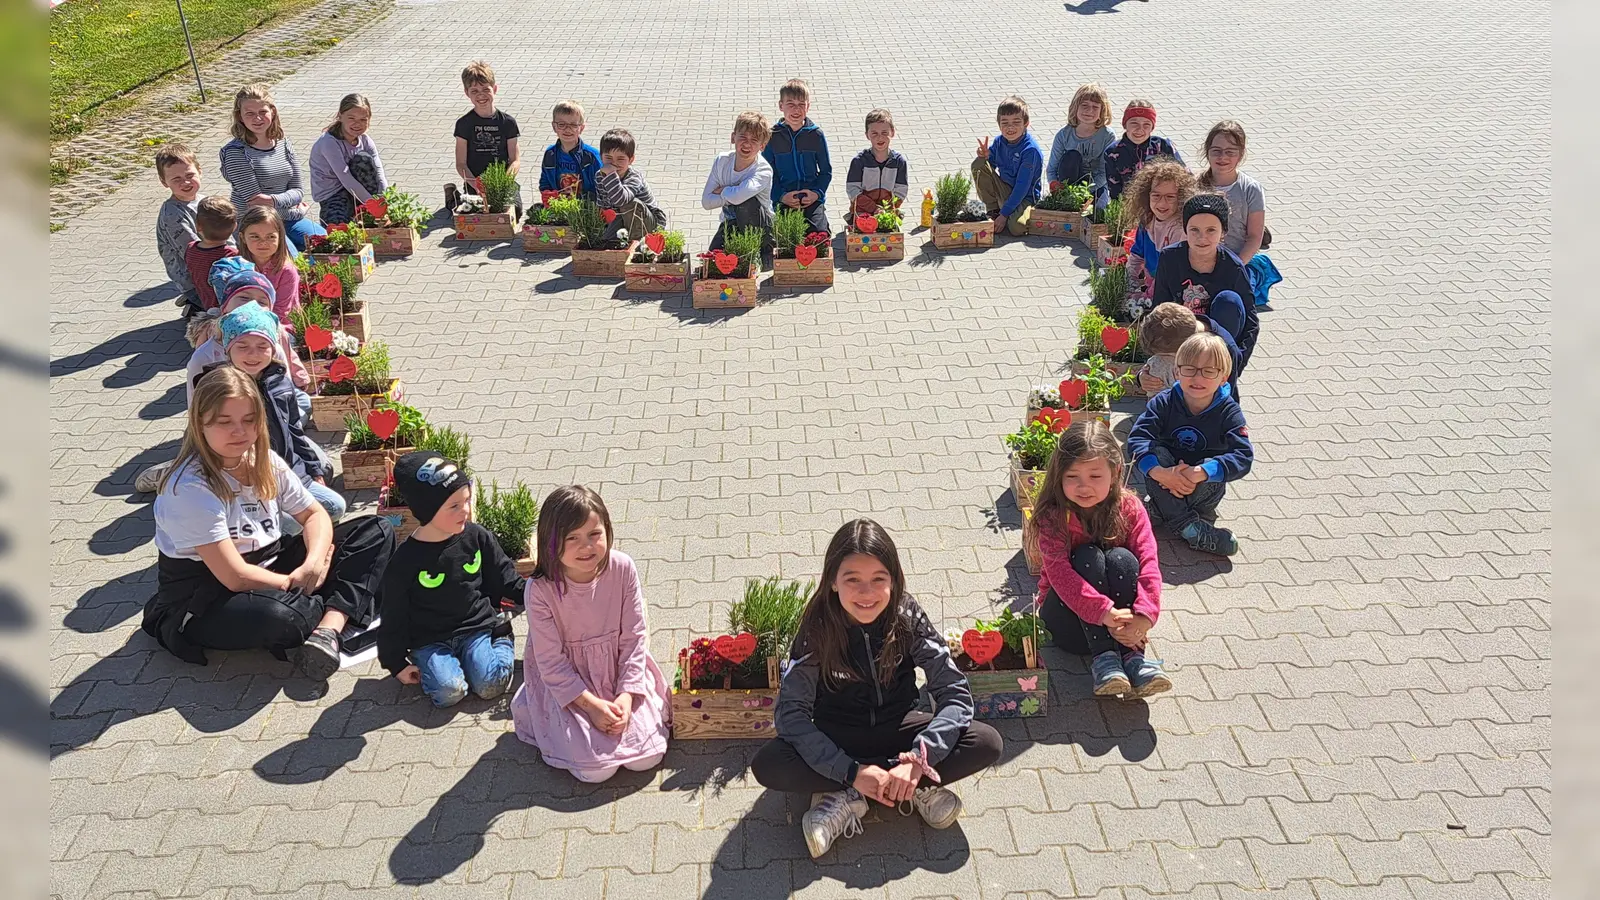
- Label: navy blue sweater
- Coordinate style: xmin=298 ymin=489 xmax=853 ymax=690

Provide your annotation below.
xmin=764 ymin=118 xmax=832 ymax=205
xmin=1128 ymin=382 xmax=1253 ymax=483
xmin=1153 ymin=242 xmax=1260 ymax=367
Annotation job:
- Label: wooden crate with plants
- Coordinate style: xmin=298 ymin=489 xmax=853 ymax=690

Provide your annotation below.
xmin=770 ymin=208 xmax=833 ymax=287
xmin=307 ymin=339 xmax=403 ymax=432
xmin=929 ymin=172 xmax=994 ymax=250
xmin=357 ymin=189 xmax=429 ymax=257
xmin=671 ymin=576 xmax=810 ymax=740
xmin=625 ymin=230 xmax=691 ymax=294
xmin=1028 ymin=181 xmax=1094 ymax=240
xmin=692 ymin=226 xmax=763 ymax=310
xmin=1092 ymin=199 xmax=1130 ymax=268
xmin=375 ymin=424 xmax=472 ymax=541
xmin=568 ymin=199 xmax=638 ymax=279
xmin=476 ymin=479 xmax=540 ymax=577
xmin=521 ymin=194 xmax=584 ymax=253
xmin=1059 ymin=355 xmax=1138 ymax=439
xmin=338 ymin=402 xmax=428 ymax=490
xmin=307 ymin=221 xmax=375 ymax=282
xmin=1073 ymin=309 xmax=1147 ymax=395
xmin=843 ymin=200 xmax=905 ymax=262
xmin=949 ymin=608 xmax=1051 ymax=718
xmin=288 ymin=308 xmax=361 ymax=384
xmin=453 ymin=161 xmax=519 ymax=240
xmin=1003 ymin=418 xmax=1057 ymax=509
xmin=296 ymin=256 xmax=370 ymax=342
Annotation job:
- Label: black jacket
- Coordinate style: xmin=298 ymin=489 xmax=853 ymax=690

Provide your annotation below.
xmin=377 ymin=523 xmax=524 ymax=674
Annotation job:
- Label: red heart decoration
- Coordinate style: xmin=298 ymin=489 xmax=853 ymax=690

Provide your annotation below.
xmin=540 ymin=189 xmax=560 ymax=204
xmin=1059 ymin=379 xmax=1088 ymax=409
xmin=854 ymin=214 xmax=878 ymax=234
xmin=327 ymin=355 xmax=356 ymax=383
xmin=363 ymin=197 xmax=388 ymax=219
xmin=1032 ymin=407 xmax=1069 ymax=433
xmin=644 ymin=232 xmax=666 ymax=254
xmin=713 ymin=633 xmax=758 ymax=664
xmin=314 ymin=273 xmax=343 ymax=299
xmin=794 ymin=244 xmax=818 ymax=267
xmin=329 ymin=223 xmax=349 ymax=233
xmin=303 ymin=324 xmax=333 ymax=353
xmin=601 ymin=208 xmax=618 ymax=224
xmin=961 ymin=629 xmax=1004 ymax=666
xmin=1101 ymin=326 xmax=1130 ymax=354
xmin=366 ymin=408 xmax=399 ymax=441
xmin=713 ymin=251 xmax=738 ymax=276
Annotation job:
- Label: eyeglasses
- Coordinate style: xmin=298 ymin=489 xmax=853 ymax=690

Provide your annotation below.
xmin=1206 ymin=147 xmax=1242 ymax=159
xmin=1176 ymin=365 xmax=1223 ymax=379
xmin=553 ymin=121 xmax=583 ymax=131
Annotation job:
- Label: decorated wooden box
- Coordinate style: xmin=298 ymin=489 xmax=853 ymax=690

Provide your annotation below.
xmin=692 ymin=277 xmax=759 ymax=310
xmin=522 ymin=224 xmax=581 ymax=254
xmin=453 ymin=212 xmax=516 ymax=241
xmin=844 ymin=231 xmax=905 ymax=262
xmin=1021 ymin=508 xmax=1042 ymax=575
xmin=367 ymin=227 xmax=419 ymax=257
xmin=312 ymin=244 xmax=376 ymax=282
xmin=1028 ymin=206 xmax=1091 ymax=240
xmin=1009 ymin=455 xmax=1046 ymax=508
xmin=624 ymin=259 xmax=690 ymax=294
xmin=770 ymin=252 xmax=834 ymax=287
xmin=308 ymin=378 xmax=403 ymax=432
xmin=931 ymin=220 xmax=995 ymax=250
xmin=513 ymin=539 xmax=537 ymax=578
xmin=1094 ymin=231 xmax=1125 ymax=268
xmin=571 ymin=241 xmax=639 ymax=279
xmin=1083 ymin=222 xmax=1109 ymax=249
xmin=1070 ymin=358 xmax=1143 ymax=398
xmin=671 ymin=637 xmax=780 ymax=740
xmin=376 ymin=486 xmax=421 ymax=542
xmin=339 ymin=445 xmax=409 ymax=491
xmin=957 ymin=632 xmax=1048 ymax=719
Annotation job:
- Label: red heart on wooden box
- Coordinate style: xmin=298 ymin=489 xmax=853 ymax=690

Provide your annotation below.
xmin=713 ymin=251 xmax=738 ymax=276
xmin=644 ymin=232 xmax=666 ymax=254
xmin=327 ymin=355 xmax=356 ymax=383
xmin=303 ymin=325 xmax=333 ymax=354
xmin=794 ymin=244 xmax=818 ymax=267
xmin=314 ymin=273 xmax=343 ymax=299
xmin=854 ymin=214 xmax=878 ymax=234
xmin=1059 ymin=379 xmax=1088 ymax=409
xmin=1101 ymin=326 xmax=1130 ymax=354
xmin=366 ymin=408 xmax=399 ymax=441
xmin=601 ymin=208 xmax=618 ymax=224
xmin=961 ymin=629 xmax=1004 ymax=666
xmin=714 ymin=633 xmax=757 ymax=664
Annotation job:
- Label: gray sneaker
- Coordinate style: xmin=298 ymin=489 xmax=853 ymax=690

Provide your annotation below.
xmin=1091 ymin=649 xmax=1132 ymax=697
xmin=135 ymin=460 xmax=174 ymax=494
xmin=802 ymin=788 xmax=867 ymax=858
xmin=1123 ymin=652 xmax=1173 ymax=698
xmin=1180 ymin=521 xmax=1238 ymax=556
xmin=900 ymin=785 xmax=962 ymax=829
xmin=292 ymin=627 xmax=341 ymax=682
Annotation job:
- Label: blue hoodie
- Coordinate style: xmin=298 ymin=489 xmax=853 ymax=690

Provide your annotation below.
xmin=988 ymin=131 xmax=1044 ymax=217
xmin=764 ymin=117 xmax=832 ymax=206
xmin=1127 ymin=382 xmax=1253 ymax=484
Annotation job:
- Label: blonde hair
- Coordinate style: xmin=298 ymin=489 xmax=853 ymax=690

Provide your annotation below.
xmin=326 ymin=93 xmax=373 ymax=141
xmin=1124 ymin=158 xmax=1196 ymax=229
xmin=1176 ymin=332 xmax=1234 ymax=380
xmin=552 ymin=100 xmax=585 ymax=123
xmin=163 ymin=367 xmax=276 ymax=502
xmin=1197 ymin=120 xmax=1249 ymax=189
xmin=231 ymin=84 xmax=284 ymax=143
xmin=461 ymin=60 xmax=496 ymax=89
xmin=155 ymin=143 xmax=198 ymax=182
xmin=1068 ymin=83 xmax=1113 ymax=129
xmin=733 ymin=110 xmax=772 ymax=145
xmin=779 ymin=79 xmax=811 ymax=104
xmin=237 ymin=205 xmax=291 ymax=274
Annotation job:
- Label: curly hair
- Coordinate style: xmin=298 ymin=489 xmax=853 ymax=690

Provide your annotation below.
xmin=1123 ymin=158 xmax=1195 ymax=230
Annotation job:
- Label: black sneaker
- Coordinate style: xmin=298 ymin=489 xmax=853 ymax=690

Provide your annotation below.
xmin=444 ymin=182 xmax=460 ymax=214
xmin=292 ymin=626 xmax=341 ymax=681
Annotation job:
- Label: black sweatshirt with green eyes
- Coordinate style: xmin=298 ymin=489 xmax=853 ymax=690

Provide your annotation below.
xmin=377 ymin=523 xmax=525 ymax=675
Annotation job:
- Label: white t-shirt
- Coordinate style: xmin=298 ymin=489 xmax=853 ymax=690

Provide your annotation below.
xmin=154 ymin=451 xmax=314 ymax=561
xmin=1212 ymin=173 xmax=1265 ymax=255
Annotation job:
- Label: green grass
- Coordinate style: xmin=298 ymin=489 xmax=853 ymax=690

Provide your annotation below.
xmin=49 ymin=0 xmax=321 ymax=137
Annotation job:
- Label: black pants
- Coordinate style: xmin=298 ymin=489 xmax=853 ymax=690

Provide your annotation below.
xmin=708 ymin=197 xmax=776 ymax=251
xmin=750 ymin=711 xmax=1003 ymax=795
xmin=1039 ymin=545 xmax=1139 ymax=656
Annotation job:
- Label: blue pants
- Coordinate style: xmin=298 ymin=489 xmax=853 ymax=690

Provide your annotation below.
xmin=279 ymin=478 xmax=346 ymax=534
xmin=284 ymin=217 xmax=328 ymax=256
xmin=415 ymin=629 xmax=515 ymax=707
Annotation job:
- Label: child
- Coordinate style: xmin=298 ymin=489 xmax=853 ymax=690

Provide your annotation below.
xmin=1196 ymin=120 xmax=1282 ymax=305
xmin=845 ymin=108 xmax=909 ymax=218
xmin=763 ymin=79 xmax=832 ymax=234
xmin=186 ymin=267 xmax=309 ymax=407
xmin=1152 ymin=194 xmax=1260 ymax=371
xmin=1046 ymin=84 xmax=1116 ymax=210
xmin=750 ymin=519 xmax=1003 ymax=858
xmin=1123 ymin=159 xmax=1196 ymax=308
xmin=237 ymin=205 xmax=301 ymax=324
xmin=538 ymin=100 xmax=601 ymax=199
xmin=511 ymin=486 xmax=671 ymax=783
xmin=595 ymin=128 xmax=666 ymax=241
xmin=219 ymin=84 xmax=324 ymax=253
xmin=379 ymin=452 xmax=520 ymax=708
xmin=972 ymin=95 xmax=1043 ymax=236
xmin=184 ymin=197 xmax=239 ymax=313
xmin=1136 ymin=302 xmax=1242 ymax=399
xmin=1127 ymin=333 xmax=1254 ymax=556
xmin=310 ymin=93 xmax=388 ymax=225
xmin=1026 ymin=420 xmax=1171 ymax=698
xmin=702 ymin=111 xmax=776 ymax=251
xmin=155 ymin=143 xmax=204 ymax=312
xmin=1102 ymin=98 xmax=1184 ymax=202
xmin=449 ymin=60 xmax=522 ymax=216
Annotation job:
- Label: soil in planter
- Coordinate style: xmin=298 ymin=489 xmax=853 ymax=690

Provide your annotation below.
xmin=582 ymin=237 xmax=633 ymax=251
xmin=689 ymin=660 xmax=770 ymax=690
xmin=955 ymin=645 xmax=1030 ymax=672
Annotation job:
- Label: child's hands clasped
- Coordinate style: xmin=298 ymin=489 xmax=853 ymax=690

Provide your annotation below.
xmin=576 ymin=691 xmax=634 ymax=738
xmin=1111 ymin=613 xmax=1153 ymax=651
xmin=1151 ymin=465 xmax=1205 ymax=497
xmin=852 ymin=763 xmax=917 ymax=806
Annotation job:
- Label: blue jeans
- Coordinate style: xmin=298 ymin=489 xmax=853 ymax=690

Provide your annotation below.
xmin=284 ymin=217 xmax=327 ymax=256
xmin=415 ymin=629 xmax=515 ymax=707
xmin=279 ymin=478 xmax=346 ymax=535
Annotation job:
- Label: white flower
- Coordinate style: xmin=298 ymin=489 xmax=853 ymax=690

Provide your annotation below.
xmin=331 ymin=331 xmax=360 ymax=355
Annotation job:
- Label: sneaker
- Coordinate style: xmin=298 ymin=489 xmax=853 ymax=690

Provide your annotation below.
xmin=1091 ymin=649 xmax=1132 ymax=697
xmin=292 ymin=626 xmax=342 ymax=681
xmin=444 ymin=182 xmax=461 ymax=214
xmin=801 ymin=788 xmax=867 ymax=858
xmin=477 ymin=667 xmax=513 ymax=700
xmin=899 ymin=785 xmax=962 ymax=829
xmin=1179 ymin=521 xmax=1239 ymax=556
xmin=1123 ymin=652 xmax=1173 ymax=698
xmin=134 ymin=460 xmax=174 ymax=494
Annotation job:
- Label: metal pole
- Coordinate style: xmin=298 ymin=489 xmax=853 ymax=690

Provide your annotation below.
xmin=174 ymin=0 xmax=206 ymax=103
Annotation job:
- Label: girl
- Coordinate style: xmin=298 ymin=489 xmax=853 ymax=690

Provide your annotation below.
xmin=1196 ymin=120 xmax=1282 ymax=305
xmin=309 ymin=93 xmax=389 ymax=226
xmin=1025 ymin=420 xmax=1171 ymax=699
xmin=185 ymin=267 xmax=310 ymax=407
xmin=511 ymin=486 xmax=671 ymax=783
xmin=1046 ymin=83 xmax=1116 ymax=210
xmin=1102 ymin=98 xmax=1185 ymax=202
xmin=219 ymin=84 xmax=326 ymax=253
xmin=750 ymin=519 xmax=1003 ymax=859
xmin=1152 ymin=194 xmax=1259 ymax=372
xmin=237 ymin=205 xmax=301 ymax=325
xmin=145 ymin=366 xmax=393 ymax=677
xmin=1123 ymin=159 xmax=1197 ymax=317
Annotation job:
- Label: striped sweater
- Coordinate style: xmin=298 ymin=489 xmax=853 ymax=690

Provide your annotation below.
xmin=594 ymin=167 xmax=666 ymax=228
xmin=219 ymin=138 xmax=308 ymax=222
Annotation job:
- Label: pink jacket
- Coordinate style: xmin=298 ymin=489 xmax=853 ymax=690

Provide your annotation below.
xmin=259 ymin=261 xmax=301 ymax=325
xmin=1034 ymin=494 xmax=1163 ymax=626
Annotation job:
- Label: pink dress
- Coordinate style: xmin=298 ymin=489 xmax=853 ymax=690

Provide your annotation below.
xmin=511 ymin=550 xmax=671 ymax=771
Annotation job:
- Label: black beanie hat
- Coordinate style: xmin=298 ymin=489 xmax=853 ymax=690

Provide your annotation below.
xmin=393 ymin=451 xmax=469 ymax=526
xmin=1183 ymin=193 xmax=1230 ymax=231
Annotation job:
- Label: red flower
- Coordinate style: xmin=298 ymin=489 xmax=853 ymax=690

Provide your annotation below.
xmin=307 ymin=234 xmax=329 ymax=251
xmin=804 ymin=231 xmax=829 ymax=246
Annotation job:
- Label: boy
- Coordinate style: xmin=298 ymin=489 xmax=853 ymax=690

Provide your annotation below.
xmin=155 ymin=144 xmax=205 ymax=312
xmin=539 ymin=100 xmax=601 ymax=199
xmin=702 ymin=111 xmax=775 ymax=251
xmin=595 ymin=128 xmax=666 ymax=240
xmin=184 ymin=197 xmax=240 ymax=313
xmin=1126 ymin=333 xmax=1253 ymax=557
xmin=1152 ymin=193 xmax=1259 ymax=370
xmin=1136 ymin=302 xmax=1242 ymax=398
xmin=763 ymin=79 xmax=831 ymax=234
xmin=450 ymin=60 xmax=522 ymax=216
xmin=379 ymin=451 xmax=522 ymax=708
xmin=845 ymin=108 xmax=909 ymax=218
xmin=972 ymin=95 xmax=1043 ymax=236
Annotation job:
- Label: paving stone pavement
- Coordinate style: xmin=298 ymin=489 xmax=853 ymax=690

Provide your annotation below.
xmin=48 ymin=0 xmax=1551 ymax=897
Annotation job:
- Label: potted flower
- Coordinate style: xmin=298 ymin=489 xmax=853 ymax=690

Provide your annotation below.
xmin=475 ymin=479 xmax=540 ymax=576
xmin=296 ymin=257 xmax=368 ymax=342
xmin=357 ymin=188 xmax=429 ymax=257
xmin=1028 ymin=180 xmax=1094 ymax=240
xmin=844 ymin=197 xmax=906 ymax=262
xmin=308 ymin=339 xmax=403 ymax=431
xmin=307 ymin=221 xmax=375 ymax=282
xmin=929 ymin=172 xmax=994 ymax=250
xmin=522 ymin=193 xmax=584 ymax=253
xmin=568 ymin=199 xmax=638 ymax=279
xmin=340 ymin=401 xmax=428 ymax=490
xmin=377 ymin=424 xmax=472 ymax=540
xmin=1059 ymin=354 xmax=1137 ymax=431
xmin=1022 ymin=381 xmax=1064 ymax=430
xmin=453 ymin=161 xmax=518 ymax=240
xmin=953 ymin=607 xmax=1051 ymax=718
xmin=1003 ymin=418 xmax=1059 ymax=508
xmin=672 ymin=576 xmax=810 ymax=739
xmin=625 ymin=229 xmax=690 ymax=294
xmin=692 ymin=225 xmax=763 ymax=310
xmin=770 ymin=208 xmax=833 ymax=287
xmin=1089 ymin=199 xmax=1128 ymax=264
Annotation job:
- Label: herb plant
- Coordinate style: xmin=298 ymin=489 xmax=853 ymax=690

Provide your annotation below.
xmin=414 ymin=424 xmax=472 ymax=475
xmin=287 ymin=298 xmax=331 ymax=337
xmin=727 ymin=576 xmax=812 ymax=682
xmin=629 ymin=230 xmax=687 ymax=264
xmin=476 ymin=161 xmax=518 ymax=214
xmin=702 ymin=225 xmax=763 ymax=278
xmin=1075 ymin=308 xmax=1146 ymax=363
xmin=772 ymin=208 xmax=829 ymax=259
xmin=971 ymin=607 xmax=1052 ymax=656
xmin=933 ymin=172 xmax=972 ymax=224
xmin=314 ymin=221 xmax=367 ymax=254
xmin=1004 ymin=420 xmax=1058 ymax=471
xmin=360 ymin=187 xmax=429 ymax=229
xmin=528 ymin=195 xmax=582 ymax=226
xmin=1037 ymin=180 xmax=1094 ymax=212
xmin=1089 ymin=262 xmax=1131 ymax=322
xmin=475 ymin=479 xmax=539 ymax=560
xmin=874 ymin=198 xmax=904 ymax=233
xmin=1068 ymin=354 xmax=1135 ymax=410
xmin=342 ymin=401 xmax=428 ymax=451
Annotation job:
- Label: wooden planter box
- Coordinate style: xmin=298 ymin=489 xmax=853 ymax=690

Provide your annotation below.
xmin=844 ymin=231 xmax=905 ymax=261
xmin=522 ymin=224 xmax=581 ymax=253
xmin=1009 ymin=455 xmax=1047 ymax=507
xmin=326 ymin=305 xmax=369 ymax=343
xmin=453 ymin=212 xmax=516 ymax=241
xmin=1021 ymin=508 xmax=1042 ymax=575
xmin=624 ymin=258 xmax=691 ymax=294
xmin=930 ymin=220 xmax=995 ymax=250
xmin=969 ymin=665 xmax=1049 ymax=719
xmin=1094 ymin=232 xmax=1125 ymax=268
xmin=771 ymin=254 xmax=834 ymax=287
xmin=571 ymin=241 xmax=639 ymax=279
xmin=367 ymin=227 xmax=419 ymax=257
xmin=312 ymin=244 xmax=376 ymax=282
xmin=339 ymin=444 xmax=410 ymax=491
xmin=1070 ymin=359 xmax=1145 ymax=398
xmin=1027 ymin=205 xmax=1091 ymax=240
xmin=377 ymin=487 xmax=421 ymax=542
xmin=308 ymin=378 xmax=402 ymax=432
xmin=692 ymin=275 xmax=759 ymax=310
xmin=670 ymin=651 xmax=780 ymax=740
xmin=1084 ymin=222 xmax=1110 ymax=250
xmin=513 ymin=538 xmax=537 ymax=578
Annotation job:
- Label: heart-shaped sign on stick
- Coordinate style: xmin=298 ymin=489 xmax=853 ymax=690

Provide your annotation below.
xmin=1059 ymin=379 xmax=1088 ymax=409
xmin=714 ymin=251 xmax=738 ymax=276
xmin=961 ymin=629 xmax=1004 ymax=666
xmin=314 ymin=273 xmax=343 ymax=300
xmin=1032 ymin=407 xmax=1069 ymax=433
xmin=303 ymin=325 xmax=333 ymax=354
xmin=713 ymin=633 xmax=758 ymax=665
xmin=1101 ymin=326 xmax=1130 ymax=354
xmin=794 ymin=244 xmax=818 ymax=267
xmin=366 ymin=408 xmax=399 ymax=441
xmin=601 ymin=208 xmax=618 ymax=224
xmin=327 ymin=355 xmax=356 ymax=384
xmin=854 ymin=214 xmax=878 ymax=234
xmin=363 ymin=197 xmax=388 ymax=220
xmin=644 ymin=232 xmax=666 ymax=254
